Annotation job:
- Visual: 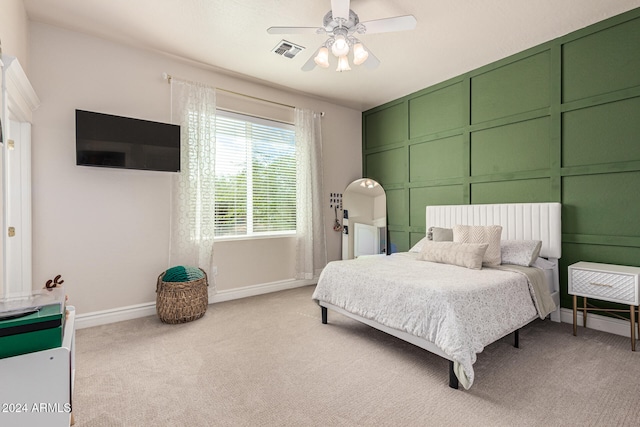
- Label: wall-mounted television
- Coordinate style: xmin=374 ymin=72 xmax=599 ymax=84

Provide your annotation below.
xmin=76 ymin=109 xmax=181 ymax=172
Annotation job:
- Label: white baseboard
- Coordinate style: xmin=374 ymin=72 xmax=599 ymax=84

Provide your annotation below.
xmin=75 ymin=278 xmax=315 ymax=329
xmin=75 ymin=302 xmax=157 ymax=330
xmin=560 ymin=307 xmax=636 ymax=338
xmin=209 ymin=278 xmax=315 ymax=303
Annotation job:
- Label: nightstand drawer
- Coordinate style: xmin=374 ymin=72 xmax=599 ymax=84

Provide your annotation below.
xmin=570 ymin=269 xmax=635 ymax=303
xmin=569 ymin=262 xmax=640 ymax=305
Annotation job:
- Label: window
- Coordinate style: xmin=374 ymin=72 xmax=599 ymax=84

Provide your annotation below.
xmin=214 ymin=110 xmax=296 ymax=238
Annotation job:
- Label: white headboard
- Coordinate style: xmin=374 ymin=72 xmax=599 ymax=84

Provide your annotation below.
xmin=425 ymin=203 xmax=561 ymax=259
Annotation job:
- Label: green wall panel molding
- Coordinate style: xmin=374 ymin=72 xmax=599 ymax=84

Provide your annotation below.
xmin=562 ymin=16 xmax=640 ymax=103
xmin=365 ymin=148 xmax=406 ymax=185
xmin=409 ymin=82 xmax=465 ymax=139
xmin=468 ymin=108 xmax=551 ymax=134
xmin=471 ymin=51 xmax=551 ymax=124
xmin=562 ymin=233 xmax=640 ymax=248
xmin=386 ymin=188 xmax=407 ymax=228
xmin=409 ymin=185 xmax=465 ymax=227
xmin=562 ymin=171 xmax=640 ymax=237
xmin=363 ymin=7 xmax=640 ymax=309
xmin=471 ymin=179 xmax=551 ymax=204
xmin=562 ymin=243 xmax=640 ymax=269
xmin=561 ymin=160 xmax=640 ymax=179
xmin=468 ymin=170 xmax=552 ymax=184
xmin=471 ymin=117 xmax=551 ymax=176
xmin=364 ymin=102 xmax=407 ymax=149
xmin=562 ymin=97 xmax=640 ymax=167
xmin=409 ymin=135 xmax=465 ymax=182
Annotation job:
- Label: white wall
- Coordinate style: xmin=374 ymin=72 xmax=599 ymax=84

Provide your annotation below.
xmin=28 ymin=22 xmax=362 ymax=315
xmin=0 ymin=0 xmax=29 ymax=70
xmin=373 ymin=194 xmax=386 ymax=227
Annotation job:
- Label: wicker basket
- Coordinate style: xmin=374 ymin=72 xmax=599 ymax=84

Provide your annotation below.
xmin=156 ymin=269 xmax=208 ymax=324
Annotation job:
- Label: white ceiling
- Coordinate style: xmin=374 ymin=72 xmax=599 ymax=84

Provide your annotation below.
xmin=23 ymin=0 xmax=640 ymax=111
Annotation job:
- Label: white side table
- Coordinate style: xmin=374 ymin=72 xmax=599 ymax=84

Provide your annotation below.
xmin=568 ymin=262 xmax=640 ymax=351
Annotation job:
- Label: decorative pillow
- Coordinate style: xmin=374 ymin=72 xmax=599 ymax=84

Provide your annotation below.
xmin=420 ymin=241 xmax=489 ymax=270
xmin=427 ymin=226 xmax=453 ymax=242
xmin=408 ymin=237 xmax=427 ymax=253
xmin=453 ymin=225 xmax=502 ymax=267
xmin=500 ymin=240 xmax=542 ymax=267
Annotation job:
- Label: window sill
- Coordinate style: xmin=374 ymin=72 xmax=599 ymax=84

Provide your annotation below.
xmin=214 ymin=232 xmax=296 ymax=243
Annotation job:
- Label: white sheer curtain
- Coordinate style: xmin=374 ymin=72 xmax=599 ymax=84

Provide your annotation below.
xmin=169 ymin=79 xmax=217 ymax=280
xmin=295 ymin=108 xmax=327 ymax=280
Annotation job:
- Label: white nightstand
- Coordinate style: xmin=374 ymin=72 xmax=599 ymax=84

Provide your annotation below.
xmin=568 ymin=262 xmax=640 ymax=351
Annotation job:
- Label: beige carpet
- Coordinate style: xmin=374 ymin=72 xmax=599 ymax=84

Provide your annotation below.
xmin=72 ymin=285 xmax=640 ymax=426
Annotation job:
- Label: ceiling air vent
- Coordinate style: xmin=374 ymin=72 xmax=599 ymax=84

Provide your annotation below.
xmin=272 ymin=40 xmax=305 ymax=59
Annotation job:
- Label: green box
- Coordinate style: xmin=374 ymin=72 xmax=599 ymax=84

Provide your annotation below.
xmin=0 ymin=289 xmax=65 ymax=359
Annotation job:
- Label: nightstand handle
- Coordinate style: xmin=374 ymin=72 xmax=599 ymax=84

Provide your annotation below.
xmin=590 ymin=282 xmax=612 ymax=287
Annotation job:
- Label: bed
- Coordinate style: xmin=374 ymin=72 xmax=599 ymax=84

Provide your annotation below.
xmin=312 ymin=202 xmax=562 ymax=390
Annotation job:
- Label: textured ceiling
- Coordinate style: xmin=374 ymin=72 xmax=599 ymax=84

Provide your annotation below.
xmin=23 ymin=0 xmax=640 ymax=111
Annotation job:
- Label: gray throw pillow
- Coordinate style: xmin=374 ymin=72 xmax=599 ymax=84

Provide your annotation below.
xmin=427 ymin=226 xmax=453 ymax=242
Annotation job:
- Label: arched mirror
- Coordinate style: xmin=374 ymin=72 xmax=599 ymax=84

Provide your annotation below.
xmin=341 ymin=178 xmax=387 ymax=260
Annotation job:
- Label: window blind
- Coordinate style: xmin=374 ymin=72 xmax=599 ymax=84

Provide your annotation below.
xmin=215 ymin=110 xmax=296 ymax=237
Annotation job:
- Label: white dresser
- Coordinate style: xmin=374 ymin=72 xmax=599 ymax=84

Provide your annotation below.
xmin=568 ymin=262 xmax=640 ymax=350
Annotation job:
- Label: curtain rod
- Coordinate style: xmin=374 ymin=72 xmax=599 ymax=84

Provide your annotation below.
xmin=162 ymin=72 xmax=324 ymax=117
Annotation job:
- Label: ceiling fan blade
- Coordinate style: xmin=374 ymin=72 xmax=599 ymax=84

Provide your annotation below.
xmin=360 ymin=15 xmax=417 ymax=34
xmin=361 ymin=46 xmax=380 ymax=69
xmin=301 ymin=50 xmax=319 ymax=71
xmin=267 ymin=26 xmax=323 ymax=35
xmin=331 ymin=0 xmax=350 ymax=21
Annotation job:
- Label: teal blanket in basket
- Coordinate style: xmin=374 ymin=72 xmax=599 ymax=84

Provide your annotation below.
xmin=163 ymin=266 xmax=205 ymax=282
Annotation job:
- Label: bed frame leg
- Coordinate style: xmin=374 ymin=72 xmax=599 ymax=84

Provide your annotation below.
xmin=321 ymin=306 xmax=327 ymax=324
xmin=448 ymin=360 xmax=459 ymax=389
xmin=514 ymin=329 xmax=520 ymax=348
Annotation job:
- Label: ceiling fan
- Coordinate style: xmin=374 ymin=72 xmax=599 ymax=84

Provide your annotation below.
xmin=267 ymin=0 xmax=417 ymax=72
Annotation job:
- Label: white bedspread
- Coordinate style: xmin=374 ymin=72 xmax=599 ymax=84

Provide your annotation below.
xmin=312 ymin=252 xmax=554 ymax=389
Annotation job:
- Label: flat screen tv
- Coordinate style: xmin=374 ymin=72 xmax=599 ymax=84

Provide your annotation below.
xmin=76 ymin=109 xmax=181 ymax=172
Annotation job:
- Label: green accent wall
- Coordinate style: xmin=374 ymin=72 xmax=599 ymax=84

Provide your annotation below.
xmin=362 ymin=8 xmax=640 ymax=311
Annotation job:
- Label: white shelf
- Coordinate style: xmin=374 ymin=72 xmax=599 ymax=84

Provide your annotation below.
xmin=0 ymin=305 xmax=75 ymax=426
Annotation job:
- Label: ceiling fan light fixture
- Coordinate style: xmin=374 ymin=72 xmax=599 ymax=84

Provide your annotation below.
xmin=331 ymin=35 xmax=350 ymax=57
xmin=269 ymin=2 xmax=416 ymax=72
xmin=314 ymin=47 xmax=330 ymax=68
xmin=336 ymin=55 xmax=351 ymax=72
xmin=352 ymin=42 xmax=369 ymax=65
